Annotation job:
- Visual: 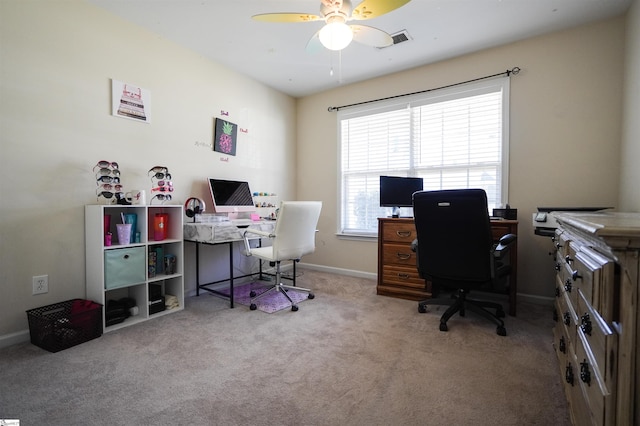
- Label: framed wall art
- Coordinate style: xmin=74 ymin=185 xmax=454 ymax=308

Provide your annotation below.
xmin=213 ymin=118 xmax=238 ymax=156
xmin=111 ymin=79 xmax=151 ymax=123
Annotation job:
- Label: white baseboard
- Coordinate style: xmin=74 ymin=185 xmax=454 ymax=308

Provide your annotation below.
xmin=300 ymin=263 xmax=554 ymax=306
xmin=0 ymin=330 xmax=30 ymax=349
xmin=298 ymin=262 xmax=377 ymax=280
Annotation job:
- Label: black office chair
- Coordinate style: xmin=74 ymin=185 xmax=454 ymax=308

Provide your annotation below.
xmin=411 ymin=189 xmax=516 ymax=336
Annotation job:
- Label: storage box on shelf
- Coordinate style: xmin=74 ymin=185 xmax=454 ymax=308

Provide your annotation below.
xmin=85 ymin=205 xmax=184 ymax=332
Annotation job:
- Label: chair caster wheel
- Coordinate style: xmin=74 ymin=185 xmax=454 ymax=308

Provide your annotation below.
xmin=497 ymin=326 xmax=507 ymax=336
xmin=250 ymin=304 xmax=257 ymax=310
xmin=291 ymin=305 xmax=299 ymax=312
xmin=439 ymin=322 xmax=448 ymax=332
xmin=307 ymin=293 xmax=315 ymax=300
xmin=496 ymin=308 xmax=506 ymax=318
xmin=418 ymin=305 xmax=427 ymax=313
xmin=250 ymin=291 xmax=256 ymax=298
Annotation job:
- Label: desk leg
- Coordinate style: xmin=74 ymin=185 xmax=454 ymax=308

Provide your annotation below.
xmin=228 ymin=242 xmax=234 ymax=308
xmin=195 ymin=242 xmax=200 ymax=297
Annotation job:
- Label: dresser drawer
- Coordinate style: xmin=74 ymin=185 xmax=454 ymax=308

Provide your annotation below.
xmin=382 ymin=264 xmax=425 ymax=288
xmin=382 ymin=222 xmax=416 ymax=243
xmin=576 ymin=291 xmax=617 ymax=388
xmin=382 ymin=243 xmax=417 ymax=267
xmin=554 ymin=229 xmax=572 ymax=260
xmin=564 ymin=243 xmax=596 ymax=308
xmin=553 ymin=320 xmax=570 ymax=369
xmin=556 ymin=278 xmax=577 ymax=346
xmin=580 ymin=246 xmax=616 ymax=322
xmin=564 ymin=344 xmax=593 ymax=426
xmin=575 ymin=331 xmax=616 ymax=426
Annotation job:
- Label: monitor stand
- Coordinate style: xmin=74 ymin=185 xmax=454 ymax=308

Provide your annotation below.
xmin=391 ymin=206 xmax=400 ymax=218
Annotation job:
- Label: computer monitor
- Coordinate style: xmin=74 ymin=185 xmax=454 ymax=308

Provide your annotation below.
xmin=207 ymin=178 xmax=256 ymax=214
xmin=379 ymin=176 xmax=423 ymax=217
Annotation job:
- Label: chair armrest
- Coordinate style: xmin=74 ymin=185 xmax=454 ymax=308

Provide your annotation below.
xmin=244 ymin=228 xmax=274 ymax=238
xmin=494 ymin=233 xmax=517 ymax=258
xmin=242 ymin=228 xmax=275 ymax=256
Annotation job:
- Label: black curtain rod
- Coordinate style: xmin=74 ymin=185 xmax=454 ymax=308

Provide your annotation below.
xmin=328 ymin=67 xmax=521 ymax=112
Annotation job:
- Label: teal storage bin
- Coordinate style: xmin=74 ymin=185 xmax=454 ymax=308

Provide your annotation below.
xmin=104 ymin=247 xmax=146 ymax=289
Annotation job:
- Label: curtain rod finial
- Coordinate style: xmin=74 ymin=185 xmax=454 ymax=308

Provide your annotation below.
xmin=509 ymin=67 xmax=521 ymax=76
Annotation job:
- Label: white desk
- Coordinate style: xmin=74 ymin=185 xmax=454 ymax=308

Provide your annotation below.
xmin=183 ymin=220 xmax=276 ymax=308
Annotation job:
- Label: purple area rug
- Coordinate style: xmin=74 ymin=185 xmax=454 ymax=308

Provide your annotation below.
xmin=222 ymin=282 xmax=311 ymax=313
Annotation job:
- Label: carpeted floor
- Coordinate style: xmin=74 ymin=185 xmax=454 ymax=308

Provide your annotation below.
xmin=0 ymin=270 xmax=570 ymax=425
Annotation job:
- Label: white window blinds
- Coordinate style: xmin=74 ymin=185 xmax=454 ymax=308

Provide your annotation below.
xmin=338 ymin=78 xmax=510 ymax=236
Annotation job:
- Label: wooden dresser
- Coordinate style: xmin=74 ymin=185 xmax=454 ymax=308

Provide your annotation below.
xmin=377 ymin=217 xmax=519 ymax=315
xmin=550 ymin=212 xmax=640 ymax=426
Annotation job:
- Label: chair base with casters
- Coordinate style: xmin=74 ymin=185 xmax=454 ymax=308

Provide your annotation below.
xmin=248 ymin=259 xmax=314 ymax=312
xmin=418 ymin=288 xmax=507 ymax=336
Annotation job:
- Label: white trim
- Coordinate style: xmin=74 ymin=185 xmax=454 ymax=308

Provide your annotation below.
xmin=0 ymin=330 xmax=30 ymax=349
xmin=298 ymin=262 xmax=377 ymax=280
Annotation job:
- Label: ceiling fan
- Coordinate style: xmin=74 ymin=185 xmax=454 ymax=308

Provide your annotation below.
xmin=252 ymin=0 xmax=412 ymax=52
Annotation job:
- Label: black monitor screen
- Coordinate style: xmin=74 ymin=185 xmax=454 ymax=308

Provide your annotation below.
xmin=379 ymin=176 xmax=423 ymax=207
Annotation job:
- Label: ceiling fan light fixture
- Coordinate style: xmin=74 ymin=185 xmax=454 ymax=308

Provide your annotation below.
xmin=319 ymin=22 xmax=353 ymax=50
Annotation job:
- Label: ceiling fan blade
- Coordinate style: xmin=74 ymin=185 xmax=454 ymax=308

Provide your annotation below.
xmin=350 ymin=25 xmax=393 ymax=47
xmin=305 ymin=31 xmax=324 ymax=54
xmin=351 ymin=0 xmax=411 ymax=20
xmin=252 ymin=13 xmax=323 ymax=23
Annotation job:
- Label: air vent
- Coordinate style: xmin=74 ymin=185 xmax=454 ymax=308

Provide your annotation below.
xmin=378 ymin=30 xmax=412 ymax=49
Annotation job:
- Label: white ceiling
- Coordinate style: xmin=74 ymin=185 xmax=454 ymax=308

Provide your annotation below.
xmin=86 ymin=0 xmax=632 ymax=98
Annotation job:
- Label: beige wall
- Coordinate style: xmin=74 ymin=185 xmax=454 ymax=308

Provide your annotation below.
xmin=620 ymin=0 xmax=640 ymax=211
xmin=297 ymin=17 xmax=627 ymax=300
xmin=0 ymin=1 xmax=297 ymax=339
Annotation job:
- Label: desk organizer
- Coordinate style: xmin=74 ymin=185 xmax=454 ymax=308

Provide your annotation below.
xmin=26 ymin=299 xmax=103 ymax=352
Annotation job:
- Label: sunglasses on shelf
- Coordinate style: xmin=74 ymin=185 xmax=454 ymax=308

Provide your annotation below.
xmin=96 ymin=175 xmax=120 ymax=184
xmin=97 ymin=183 xmax=123 ymax=192
xmin=150 ymin=172 xmax=171 ymax=180
xmin=95 ymin=168 xmax=121 ymax=177
xmin=151 ymin=194 xmax=172 ymax=203
xmin=148 ymin=166 xmax=168 ymax=173
xmin=151 ymin=186 xmax=174 ymax=192
xmin=93 ymin=161 xmax=119 ymax=171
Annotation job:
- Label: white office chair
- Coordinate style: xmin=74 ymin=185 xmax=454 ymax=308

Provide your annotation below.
xmin=242 ymin=201 xmax=322 ymax=311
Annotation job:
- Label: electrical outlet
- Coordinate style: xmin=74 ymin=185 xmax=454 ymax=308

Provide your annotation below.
xmin=32 ymin=275 xmax=48 ymax=295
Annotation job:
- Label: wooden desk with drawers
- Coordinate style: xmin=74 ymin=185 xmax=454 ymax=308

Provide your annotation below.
xmin=376 ymin=217 xmax=519 ymax=316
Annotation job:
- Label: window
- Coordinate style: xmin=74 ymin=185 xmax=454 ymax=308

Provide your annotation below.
xmin=338 ymin=78 xmax=510 ymax=237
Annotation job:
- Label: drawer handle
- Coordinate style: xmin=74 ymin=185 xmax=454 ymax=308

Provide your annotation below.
xmin=559 ymin=336 xmax=566 ymax=353
xmin=565 ymin=255 xmax=574 ymax=265
xmin=580 ymin=313 xmax=592 ymax=336
xmin=565 ymin=364 xmax=574 ymax=386
xmin=564 ymin=279 xmax=572 ymax=293
xmin=397 ymin=273 xmax=410 ymax=280
xmin=563 ymin=312 xmax=571 ymax=326
xmin=571 ymin=270 xmax=582 ymax=281
xmin=396 ymin=230 xmax=412 ymax=238
xmin=554 ymin=262 xmax=561 ymax=271
xmin=580 ymin=359 xmax=591 ymax=386
xmin=396 ymin=252 xmax=411 ymax=260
